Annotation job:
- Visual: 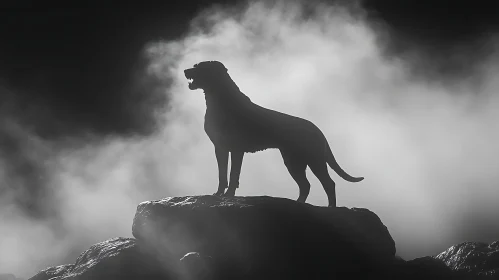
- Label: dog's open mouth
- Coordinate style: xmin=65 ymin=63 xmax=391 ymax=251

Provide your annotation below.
xmin=184 ymin=69 xmax=198 ymax=90
xmin=187 ymin=77 xmax=197 ymax=89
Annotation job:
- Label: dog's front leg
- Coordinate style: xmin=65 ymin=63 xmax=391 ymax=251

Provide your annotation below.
xmin=214 ymin=145 xmax=229 ymax=196
xmin=224 ymin=151 xmax=244 ymax=197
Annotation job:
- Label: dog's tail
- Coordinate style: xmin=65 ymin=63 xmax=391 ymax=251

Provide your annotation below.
xmin=325 ymin=141 xmax=364 ymax=183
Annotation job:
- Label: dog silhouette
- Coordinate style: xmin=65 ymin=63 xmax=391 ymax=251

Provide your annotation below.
xmin=184 ymin=61 xmax=363 ymax=207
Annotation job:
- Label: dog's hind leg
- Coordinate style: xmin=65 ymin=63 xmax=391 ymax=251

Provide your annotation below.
xmin=214 ymin=146 xmax=229 ymax=196
xmin=308 ymin=160 xmax=337 ymax=207
xmin=224 ymin=151 xmax=244 ymax=197
xmin=281 ymin=151 xmax=310 ymax=203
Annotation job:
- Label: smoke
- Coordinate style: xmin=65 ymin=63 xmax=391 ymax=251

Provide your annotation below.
xmin=145 ymin=0 xmax=499 ymax=260
xmin=2 ymin=0 xmax=499 ymax=277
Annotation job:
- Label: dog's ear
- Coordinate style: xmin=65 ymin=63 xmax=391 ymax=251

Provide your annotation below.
xmin=210 ymin=61 xmax=228 ymax=72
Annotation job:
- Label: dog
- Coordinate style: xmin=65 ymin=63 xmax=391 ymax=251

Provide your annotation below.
xmin=184 ymin=61 xmax=363 ymax=207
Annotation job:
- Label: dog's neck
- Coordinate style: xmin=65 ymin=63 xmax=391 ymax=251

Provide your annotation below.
xmin=204 ymin=88 xmax=251 ymax=108
xmin=203 ymin=75 xmax=251 ymax=110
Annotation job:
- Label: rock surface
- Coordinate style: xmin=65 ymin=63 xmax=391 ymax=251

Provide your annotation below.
xmin=179 ymin=252 xmax=214 ymax=280
xmin=28 ymin=237 xmax=171 ymax=280
xmin=29 ymin=265 xmax=74 ymax=280
xmin=27 ymin=195 xmax=499 ymax=280
xmin=396 ymin=256 xmax=459 ymax=279
xmin=132 ymin=195 xmax=396 ymax=279
xmin=435 ymin=241 xmax=499 ymax=278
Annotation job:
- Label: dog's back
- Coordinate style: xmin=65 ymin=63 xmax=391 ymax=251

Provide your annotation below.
xmin=205 ymin=93 xmax=324 ymax=154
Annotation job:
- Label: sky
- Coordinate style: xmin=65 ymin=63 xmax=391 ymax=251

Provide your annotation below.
xmin=1 ymin=0 xmax=499 ymax=278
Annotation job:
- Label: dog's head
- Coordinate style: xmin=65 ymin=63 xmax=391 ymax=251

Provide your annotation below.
xmin=184 ymin=61 xmax=229 ymax=91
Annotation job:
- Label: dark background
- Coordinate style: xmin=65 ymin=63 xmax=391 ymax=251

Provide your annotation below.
xmin=1 ymin=0 xmax=498 ymax=141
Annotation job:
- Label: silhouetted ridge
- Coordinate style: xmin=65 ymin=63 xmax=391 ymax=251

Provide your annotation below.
xmin=27 ymin=195 xmax=499 ymax=280
xmin=132 ymin=195 xmax=396 ymax=279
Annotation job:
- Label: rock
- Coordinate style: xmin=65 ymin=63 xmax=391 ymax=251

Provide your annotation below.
xmin=132 ymin=195 xmax=396 ymax=279
xmin=396 ymin=256 xmax=459 ymax=279
xmin=435 ymin=241 xmax=499 ymax=279
xmin=28 ymin=237 xmax=172 ymax=280
xmin=27 ymin=195 xmax=499 ymax=280
xmin=28 ymin=265 xmax=74 ymax=280
xmin=179 ymin=252 xmax=214 ymax=280
xmin=388 ymin=241 xmax=499 ymax=280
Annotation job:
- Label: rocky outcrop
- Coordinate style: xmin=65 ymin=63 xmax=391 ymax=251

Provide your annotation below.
xmin=395 ymin=256 xmax=459 ymax=279
xmin=29 ymin=265 xmax=74 ymax=280
xmin=27 ymin=195 xmax=499 ymax=280
xmin=179 ymin=252 xmax=214 ymax=280
xmin=28 ymin=238 xmax=171 ymax=280
xmin=435 ymin=241 xmax=499 ymax=279
xmin=132 ymin=195 xmax=396 ymax=279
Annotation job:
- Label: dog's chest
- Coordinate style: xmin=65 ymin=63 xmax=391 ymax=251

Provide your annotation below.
xmin=204 ymin=107 xmax=266 ymax=151
xmin=204 ymin=109 xmax=245 ymax=139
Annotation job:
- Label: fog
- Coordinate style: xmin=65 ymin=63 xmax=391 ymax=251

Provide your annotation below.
xmin=2 ymin=1 xmax=499 ymax=278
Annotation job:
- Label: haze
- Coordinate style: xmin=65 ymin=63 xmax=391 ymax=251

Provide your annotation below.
xmin=1 ymin=1 xmax=498 ymax=278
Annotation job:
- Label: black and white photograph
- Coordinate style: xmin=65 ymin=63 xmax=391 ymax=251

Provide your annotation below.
xmin=1 ymin=0 xmax=499 ymax=279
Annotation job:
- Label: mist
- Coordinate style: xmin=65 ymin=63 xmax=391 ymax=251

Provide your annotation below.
xmin=1 ymin=0 xmax=499 ymax=278
xmin=146 ymin=0 xmax=499 ymax=260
